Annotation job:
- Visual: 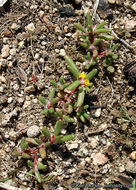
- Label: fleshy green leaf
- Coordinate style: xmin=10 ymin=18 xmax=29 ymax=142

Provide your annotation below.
xmin=41 ymin=109 xmax=48 ymax=115
xmin=98 ymin=34 xmax=114 ymax=40
xmin=84 ymin=113 xmax=90 ymax=119
xmin=49 ymin=88 xmax=55 ymax=99
xmin=80 ymin=115 xmax=85 ymax=122
xmin=95 ymin=28 xmax=111 ymax=33
xmin=35 ymin=171 xmax=42 ymax=183
xmin=107 ymin=66 xmax=115 ymax=73
xmin=22 ymin=153 xmax=30 ymax=159
xmin=93 ymin=39 xmax=101 ymax=46
xmin=67 ymin=80 xmax=80 ymax=91
xmin=96 ymin=21 xmax=107 ymax=29
xmin=42 ymin=128 xmax=51 ymax=138
xmin=86 ymin=12 xmax=92 ymax=27
xmin=54 ymin=120 xmax=63 ymax=136
xmin=39 ymin=148 xmax=46 ymax=159
xmin=65 ymin=56 xmax=79 ymax=78
xmin=25 ymin=138 xmax=39 ymax=145
xmin=77 ymin=90 xmax=85 ymax=107
xmin=59 ymin=76 xmax=64 ymax=85
xmin=21 ymin=138 xmax=28 ymax=151
xmin=74 ymin=23 xmax=86 ymax=33
xmin=86 ymin=69 xmax=97 ymax=80
xmin=80 ymin=42 xmax=89 ymax=48
xmin=50 ymin=80 xmax=57 ymax=88
xmin=64 ymin=116 xmax=74 ymax=123
xmin=39 ymin=96 xmax=46 ymax=105
xmin=57 ymin=134 xmax=75 ymax=143
xmin=27 ymin=160 xmax=34 ymax=167
xmin=37 ymin=162 xmax=47 ymax=170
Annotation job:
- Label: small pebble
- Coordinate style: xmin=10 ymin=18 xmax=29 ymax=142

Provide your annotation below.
xmin=1 ymin=45 xmax=10 ymax=58
xmin=24 ymin=85 xmax=35 ymax=93
xmin=131 ymin=3 xmax=136 ymax=12
xmin=94 ymin=108 xmax=101 ymax=117
xmin=38 ymin=10 xmax=44 ymax=18
xmin=59 ymin=7 xmax=76 ymax=17
xmin=25 ymin=23 xmax=35 ymax=33
xmin=11 ymin=23 xmax=20 ymax=30
xmin=59 ymin=49 xmax=66 ymax=56
xmin=108 ymin=0 xmax=116 ymax=4
xmin=27 ymin=125 xmax=40 ymax=137
xmin=130 ymin=151 xmax=136 ymax=160
xmin=8 ymin=97 xmax=13 ymax=103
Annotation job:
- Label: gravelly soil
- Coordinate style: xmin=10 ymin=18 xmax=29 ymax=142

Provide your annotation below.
xmin=0 ymin=0 xmax=136 ymax=189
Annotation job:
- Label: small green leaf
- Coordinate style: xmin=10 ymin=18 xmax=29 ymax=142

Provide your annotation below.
xmin=27 ymin=169 xmax=34 ymax=177
xmin=54 ymin=120 xmax=63 ymax=136
xmin=80 ymin=115 xmax=85 ymax=122
xmin=42 ymin=128 xmax=51 ymax=138
xmin=21 ymin=138 xmax=28 ymax=151
xmin=107 ymin=66 xmax=115 ymax=73
xmin=41 ymin=109 xmax=48 ymax=115
xmin=77 ymin=90 xmax=85 ymax=107
xmin=22 ymin=153 xmax=30 ymax=159
xmin=50 ymin=80 xmax=57 ymax=88
xmin=87 ymin=52 xmax=91 ymax=60
xmin=86 ymin=12 xmax=92 ymax=27
xmin=64 ymin=116 xmax=74 ymax=123
xmin=37 ymin=162 xmax=47 ymax=170
xmin=59 ymin=83 xmax=70 ymax=90
xmin=65 ymin=56 xmax=79 ymax=78
xmin=96 ymin=21 xmax=107 ymax=29
xmin=86 ymin=69 xmax=98 ymax=80
xmin=44 ymin=141 xmax=50 ymax=147
xmin=39 ymin=96 xmax=46 ymax=105
xmin=27 ymin=160 xmax=34 ymax=167
xmin=67 ymin=80 xmax=80 ymax=91
xmin=59 ymin=76 xmax=64 ymax=85
xmin=39 ymin=148 xmax=46 ymax=159
xmin=95 ymin=28 xmax=111 ymax=34
xmin=35 ymin=171 xmax=42 ymax=183
xmin=49 ymin=88 xmax=55 ymax=99
xmin=34 ymin=138 xmax=42 ymax=145
xmin=74 ymin=23 xmax=86 ymax=33
xmin=80 ymin=42 xmax=89 ymax=48
xmin=87 ymin=82 xmax=93 ymax=87
xmin=111 ymin=44 xmax=118 ymax=51
xmin=83 ymin=105 xmax=89 ymax=109
xmin=48 ymin=107 xmax=54 ymax=114
xmin=12 ymin=151 xmax=20 ymax=157
xmin=84 ymin=113 xmax=90 ymax=119
xmin=98 ymin=34 xmax=114 ymax=40
xmin=25 ymin=138 xmax=39 ymax=145
xmin=129 ymin=180 xmax=135 ymax=190
xmin=93 ymin=39 xmax=101 ymax=46
xmin=57 ymin=134 xmax=75 ymax=143
xmin=50 ymin=98 xmax=58 ymax=106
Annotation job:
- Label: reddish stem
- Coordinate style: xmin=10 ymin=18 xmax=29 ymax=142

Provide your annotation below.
xmin=34 ymin=154 xmax=38 ymax=171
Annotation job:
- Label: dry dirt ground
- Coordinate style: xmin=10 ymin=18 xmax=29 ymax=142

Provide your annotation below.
xmin=0 ymin=0 xmax=136 ymax=189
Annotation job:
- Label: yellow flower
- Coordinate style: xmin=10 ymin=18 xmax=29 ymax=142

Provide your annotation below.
xmin=79 ymin=72 xmax=86 ymax=79
xmin=84 ymin=79 xmax=89 ymax=86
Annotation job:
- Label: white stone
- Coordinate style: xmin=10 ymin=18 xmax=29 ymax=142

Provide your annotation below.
xmin=0 ymin=86 xmax=4 ymax=92
xmin=74 ymin=0 xmax=82 ymax=5
xmin=34 ymin=53 xmax=40 ymax=59
xmin=119 ymin=165 xmax=125 ymax=172
xmin=19 ymin=41 xmax=24 ymax=48
xmin=131 ymin=3 xmax=136 ymax=12
xmin=38 ymin=10 xmax=44 ymax=18
xmin=27 ymin=125 xmax=40 ymax=137
xmin=1 ymin=45 xmax=9 ymax=58
xmin=39 ymin=58 xmax=44 ymax=63
xmin=99 ymin=123 xmax=108 ymax=131
xmin=0 ymin=76 xmax=6 ymax=83
xmin=108 ymin=0 xmax=115 ymax=4
xmin=59 ymin=49 xmax=66 ymax=56
xmin=8 ymin=97 xmax=13 ymax=103
xmin=11 ymin=23 xmax=20 ymax=30
xmin=0 ymin=0 xmax=8 ymax=7
xmin=25 ymin=23 xmax=35 ymax=33
xmin=67 ymin=143 xmax=78 ymax=150
xmin=94 ymin=108 xmax=101 ymax=117
xmin=23 ymin=100 xmax=31 ymax=109
xmin=10 ymin=48 xmax=16 ymax=56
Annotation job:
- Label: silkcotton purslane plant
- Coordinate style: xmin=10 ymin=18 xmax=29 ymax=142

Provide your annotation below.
xmin=74 ymin=12 xmax=118 ymax=72
xmin=10 ymin=12 xmax=119 ymax=184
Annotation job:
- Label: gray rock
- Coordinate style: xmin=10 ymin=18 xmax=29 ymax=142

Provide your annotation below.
xmin=125 ymin=161 xmax=136 ymax=173
xmin=27 ymin=125 xmax=40 ymax=137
